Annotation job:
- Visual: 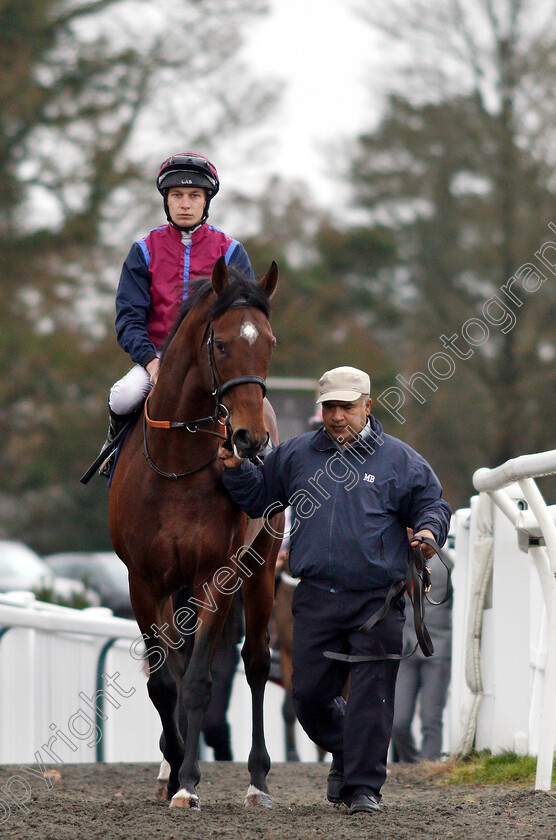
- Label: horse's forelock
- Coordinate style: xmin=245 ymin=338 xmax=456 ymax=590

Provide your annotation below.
xmin=161 ymin=270 xmax=270 ymax=359
xmin=210 ymin=274 xmax=271 ymax=321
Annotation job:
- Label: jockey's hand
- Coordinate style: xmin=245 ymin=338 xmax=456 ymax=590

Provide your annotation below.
xmin=410 ymin=528 xmax=436 ymax=559
xmin=146 ymin=358 xmax=160 ymax=385
xmin=218 ymin=445 xmax=244 ymax=469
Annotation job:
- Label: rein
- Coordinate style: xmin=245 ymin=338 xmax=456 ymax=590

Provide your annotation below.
xmin=324 ymin=536 xmax=452 ymax=663
xmin=142 ymin=416 xmax=222 ymax=480
xmin=142 ymin=306 xmax=268 ymax=479
xmin=143 ymin=389 xmax=230 ymax=432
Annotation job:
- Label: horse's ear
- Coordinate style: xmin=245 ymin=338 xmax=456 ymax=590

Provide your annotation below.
xmin=259 ymin=261 xmax=278 ymax=298
xmin=212 ymin=256 xmax=229 ymax=295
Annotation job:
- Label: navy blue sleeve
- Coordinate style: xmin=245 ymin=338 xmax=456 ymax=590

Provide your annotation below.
xmin=404 ymin=457 xmax=452 ymax=546
xmin=115 ymin=243 xmax=157 ymax=367
xmin=221 ymin=445 xmax=289 ymax=519
xmin=228 ymin=241 xmax=255 ymax=281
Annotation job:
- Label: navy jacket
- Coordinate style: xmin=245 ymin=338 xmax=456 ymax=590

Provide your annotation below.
xmin=222 ymin=416 xmax=451 ymax=593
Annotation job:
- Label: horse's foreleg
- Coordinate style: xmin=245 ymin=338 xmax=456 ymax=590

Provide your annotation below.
xmin=147 ymin=656 xmax=184 ymax=798
xmin=240 ymin=527 xmax=282 ymax=807
xmin=240 ymin=630 xmax=271 ymax=807
xmin=171 ymin=590 xmax=233 ymax=810
xmin=170 ymin=638 xmax=212 ymax=810
xmin=129 ymin=581 xmax=185 ymax=802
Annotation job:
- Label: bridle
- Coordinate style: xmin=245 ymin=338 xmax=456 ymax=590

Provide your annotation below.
xmin=142 ymin=303 xmax=268 ymax=479
xmin=206 ymin=322 xmax=267 ymax=404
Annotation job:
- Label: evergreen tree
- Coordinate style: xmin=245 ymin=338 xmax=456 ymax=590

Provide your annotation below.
xmin=349 ymin=0 xmax=556 ymax=507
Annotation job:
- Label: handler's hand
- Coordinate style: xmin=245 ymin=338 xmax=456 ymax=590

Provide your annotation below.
xmin=218 ymin=445 xmax=244 ymax=469
xmin=411 ymin=528 xmax=436 ymax=559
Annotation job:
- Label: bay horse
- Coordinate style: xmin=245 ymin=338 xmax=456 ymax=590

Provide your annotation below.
xmin=109 ymin=258 xmax=283 ymax=810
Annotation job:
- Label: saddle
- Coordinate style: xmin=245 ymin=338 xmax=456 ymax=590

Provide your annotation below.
xmin=324 ymin=536 xmax=452 ymax=664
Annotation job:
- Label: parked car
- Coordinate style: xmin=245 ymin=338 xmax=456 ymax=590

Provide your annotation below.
xmin=43 ymin=551 xmax=133 ymax=618
xmin=0 ymin=539 xmax=100 ymax=607
xmin=0 ymin=540 xmax=54 ymax=593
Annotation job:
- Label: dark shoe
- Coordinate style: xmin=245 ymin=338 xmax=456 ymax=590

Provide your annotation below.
xmin=349 ymin=792 xmax=382 ymax=815
xmin=326 ymin=762 xmax=344 ymax=803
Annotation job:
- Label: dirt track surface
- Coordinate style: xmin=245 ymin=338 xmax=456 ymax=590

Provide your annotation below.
xmin=2 ymin=760 xmax=555 ymax=840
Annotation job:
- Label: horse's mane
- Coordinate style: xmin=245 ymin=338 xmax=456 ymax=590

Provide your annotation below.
xmin=162 ymin=267 xmax=271 ymax=357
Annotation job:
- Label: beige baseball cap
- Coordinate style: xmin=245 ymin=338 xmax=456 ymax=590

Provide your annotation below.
xmin=316 ymin=366 xmax=371 ymax=404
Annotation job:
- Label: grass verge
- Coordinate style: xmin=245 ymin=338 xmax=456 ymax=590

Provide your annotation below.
xmin=441 ymin=750 xmax=555 ymax=786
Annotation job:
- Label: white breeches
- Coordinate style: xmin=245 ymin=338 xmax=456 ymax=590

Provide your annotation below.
xmin=109 ymin=363 xmax=153 ymax=416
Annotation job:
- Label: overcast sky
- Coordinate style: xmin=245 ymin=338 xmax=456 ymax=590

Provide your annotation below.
xmin=239 ymin=0 xmax=378 ymax=207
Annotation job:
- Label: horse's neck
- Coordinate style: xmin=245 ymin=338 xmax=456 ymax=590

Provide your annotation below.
xmin=150 ymin=311 xmax=213 ymax=420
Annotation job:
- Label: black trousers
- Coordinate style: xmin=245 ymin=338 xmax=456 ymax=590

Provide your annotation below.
xmin=291 ymin=579 xmax=404 ymax=803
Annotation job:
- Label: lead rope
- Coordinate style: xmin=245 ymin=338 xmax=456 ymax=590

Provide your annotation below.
xmin=324 ymin=536 xmax=452 ymax=663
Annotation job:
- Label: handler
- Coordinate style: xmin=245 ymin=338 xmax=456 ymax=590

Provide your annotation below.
xmin=99 ymin=151 xmax=254 ymax=473
xmin=218 ymin=365 xmax=451 ymax=815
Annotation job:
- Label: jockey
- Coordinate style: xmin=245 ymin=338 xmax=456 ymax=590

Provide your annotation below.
xmin=98 ymin=152 xmax=254 ymax=475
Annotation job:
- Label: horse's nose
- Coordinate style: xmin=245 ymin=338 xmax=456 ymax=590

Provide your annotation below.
xmin=232 ymin=428 xmax=268 ymax=459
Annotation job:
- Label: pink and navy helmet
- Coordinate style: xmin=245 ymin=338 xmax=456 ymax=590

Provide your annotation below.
xmin=157 ymin=152 xmax=220 ymax=229
xmin=157 ymin=152 xmax=220 ymax=197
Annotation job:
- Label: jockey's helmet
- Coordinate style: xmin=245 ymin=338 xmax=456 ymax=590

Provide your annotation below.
xmin=157 ymin=152 xmax=220 ymax=229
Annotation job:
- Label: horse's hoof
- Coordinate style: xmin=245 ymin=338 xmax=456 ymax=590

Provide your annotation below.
xmin=244 ymin=785 xmax=272 ymax=808
xmin=170 ymin=789 xmax=201 ymax=810
xmin=156 ymin=779 xmax=168 ymax=802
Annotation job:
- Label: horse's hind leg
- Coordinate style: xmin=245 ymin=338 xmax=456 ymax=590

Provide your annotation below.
xmin=283 ymin=691 xmax=300 ymax=762
xmin=275 ymin=582 xmax=299 ymax=761
xmin=240 ymin=524 xmax=282 ymax=807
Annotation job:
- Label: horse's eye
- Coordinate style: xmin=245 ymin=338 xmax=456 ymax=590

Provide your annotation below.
xmin=215 ymin=340 xmax=227 ymax=355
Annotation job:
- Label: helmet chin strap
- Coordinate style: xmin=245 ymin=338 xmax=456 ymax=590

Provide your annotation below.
xmin=163 ymin=193 xmax=212 ymax=231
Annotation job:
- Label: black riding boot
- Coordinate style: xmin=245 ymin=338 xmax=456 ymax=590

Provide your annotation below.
xmin=98 ymin=408 xmax=129 ymax=478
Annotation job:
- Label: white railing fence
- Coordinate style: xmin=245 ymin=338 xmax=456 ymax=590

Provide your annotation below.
xmin=0 ymin=592 xmax=317 ymax=772
xmin=450 ymin=449 xmax=556 ymax=791
xmin=0 ymin=593 xmax=161 ymax=766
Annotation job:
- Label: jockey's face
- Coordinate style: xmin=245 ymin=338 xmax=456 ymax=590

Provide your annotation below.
xmin=321 ymin=397 xmax=371 ymax=447
xmin=167 ymin=186 xmax=206 ymax=227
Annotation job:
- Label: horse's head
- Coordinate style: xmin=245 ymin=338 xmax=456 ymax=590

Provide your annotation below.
xmin=209 ymin=258 xmax=278 ymax=460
